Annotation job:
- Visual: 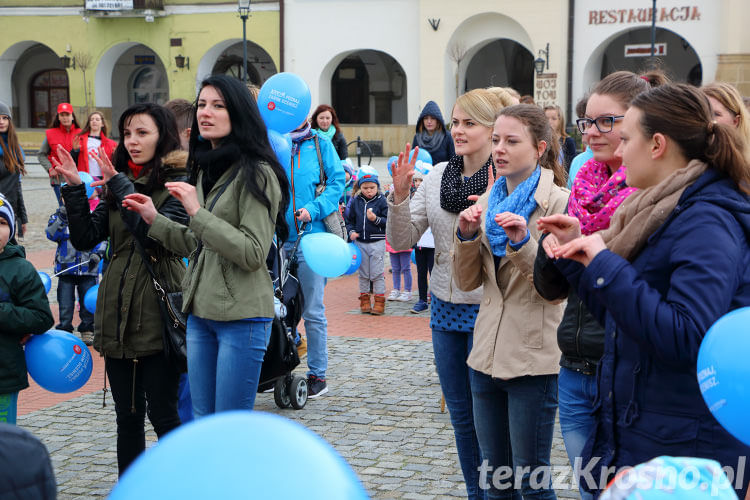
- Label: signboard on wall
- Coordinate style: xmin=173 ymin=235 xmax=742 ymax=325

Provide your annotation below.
xmin=625 ymin=43 xmax=667 ymax=57
xmin=85 ymin=0 xmax=133 ymax=10
xmin=535 ymin=73 xmax=557 ymax=107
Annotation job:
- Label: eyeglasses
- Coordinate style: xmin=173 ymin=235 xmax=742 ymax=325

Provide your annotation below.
xmin=576 ymin=115 xmax=624 ymax=134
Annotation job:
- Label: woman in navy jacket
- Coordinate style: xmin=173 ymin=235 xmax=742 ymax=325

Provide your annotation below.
xmin=538 ymin=83 xmax=750 ymax=497
xmin=412 ymin=101 xmax=454 ymax=165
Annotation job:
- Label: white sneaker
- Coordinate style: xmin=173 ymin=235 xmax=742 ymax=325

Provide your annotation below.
xmin=397 ymin=291 xmax=411 ymax=302
xmin=387 ymin=290 xmax=401 ymax=301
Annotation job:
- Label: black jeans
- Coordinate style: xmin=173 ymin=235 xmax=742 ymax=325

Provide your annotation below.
xmin=56 ymin=274 xmax=96 ymax=332
xmin=414 ymin=247 xmax=434 ymax=302
xmin=105 ymin=353 xmax=181 ymax=475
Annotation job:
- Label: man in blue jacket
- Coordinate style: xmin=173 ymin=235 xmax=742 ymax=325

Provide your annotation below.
xmin=283 ymin=121 xmax=344 ymax=398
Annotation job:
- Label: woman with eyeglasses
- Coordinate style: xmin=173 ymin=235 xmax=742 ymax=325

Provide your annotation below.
xmin=532 ymin=70 xmax=667 ymax=499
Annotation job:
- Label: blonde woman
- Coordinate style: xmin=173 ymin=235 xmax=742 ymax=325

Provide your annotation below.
xmin=544 ymin=105 xmax=577 ymax=171
xmin=388 ymin=88 xmax=506 ymax=500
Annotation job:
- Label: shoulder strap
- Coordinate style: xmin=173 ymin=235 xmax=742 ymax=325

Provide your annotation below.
xmin=314 ymin=135 xmax=328 ymax=196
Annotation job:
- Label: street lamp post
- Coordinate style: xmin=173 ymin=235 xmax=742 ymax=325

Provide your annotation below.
xmin=238 ymin=0 xmax=251 ymax=83
xmin=650 ymin=0 xmax=657 ymax=60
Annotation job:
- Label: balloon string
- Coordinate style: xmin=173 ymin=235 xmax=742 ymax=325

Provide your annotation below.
xmin=52 ymin=261 xmax=89 ymax=277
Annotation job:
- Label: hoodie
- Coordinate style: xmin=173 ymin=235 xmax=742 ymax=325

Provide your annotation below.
xmin=412 ymin=101 xmax=455 ymax=165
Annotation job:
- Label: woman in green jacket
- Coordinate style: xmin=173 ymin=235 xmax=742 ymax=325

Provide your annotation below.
xmin=50 ymin=103 xmax=187 ymax=475
xmin=123 ymin=75 xmax=290 ymax=417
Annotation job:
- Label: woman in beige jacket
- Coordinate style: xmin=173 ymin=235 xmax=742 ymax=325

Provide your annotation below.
xmin=453 ymin=104 xmax=568 ymax=499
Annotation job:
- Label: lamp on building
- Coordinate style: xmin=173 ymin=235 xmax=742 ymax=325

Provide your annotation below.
xmin=533 ymin=43 xmax=549 ymax=75
xmin=60 ymin=55 xmax=75 ymax=70
xmin=238 ymin=0 xmax=251 ymax=82
xmin=175 ymin=55 xmax=189 ymax=70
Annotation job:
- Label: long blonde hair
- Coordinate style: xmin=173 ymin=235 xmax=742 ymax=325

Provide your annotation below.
xmin=702 ymin=82 xmax=750 ymax=145
xmin=452 ymin=88 xmax=507 ymax=129
xmin=543 ymin=105 xmax=568 ymax=139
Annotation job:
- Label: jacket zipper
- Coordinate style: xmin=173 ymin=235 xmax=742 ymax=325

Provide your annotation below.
xmin=362 ymin=198 xmax=369 ymax=240
xmin=291 ymin=151 xmax=299 ymax=235
xmin=116 ymin=243 xmax=135 ymax=345
xmin=574 ymin=298 xmax=584 ymax=360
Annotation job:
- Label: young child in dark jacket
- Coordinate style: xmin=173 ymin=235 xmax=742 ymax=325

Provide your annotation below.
xmin=0 ymin=193 xmax=54 ymax=424
xmin=345 ymin=170 xmax=388 ymax=315
xmin=46 ymin=203 xmax=104 ymax=345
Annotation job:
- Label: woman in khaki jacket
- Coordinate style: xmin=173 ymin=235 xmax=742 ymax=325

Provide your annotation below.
xmin=123 ymin=75 xmax=289 ymax=417
xmin=453 ymin=104 xmax=568 ymax=499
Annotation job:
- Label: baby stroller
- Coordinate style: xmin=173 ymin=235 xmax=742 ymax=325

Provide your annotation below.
xmin=257 ymin=232 xmax=308 ymax=410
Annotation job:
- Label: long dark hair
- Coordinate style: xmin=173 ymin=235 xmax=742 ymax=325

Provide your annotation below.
xmin=0 ymin=116 xmax=25 ymax=175
xmin=631 ymin=83 xmax=750 ymax=194
xmin=187 ymin=75 xmax=290 ymax=242
xmin=310 ymin=104 xmax=343 ymax=136
xmin=497 ymin=104 xmax=567 ymax=187
xmin=50 ymin=111 xmax=81 ymax=130
xmin=105 ymin=103 xmax=182 ymax=206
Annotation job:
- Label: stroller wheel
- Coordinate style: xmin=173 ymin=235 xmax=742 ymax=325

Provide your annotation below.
xmin=289 ymin=375 xmax=308 ymax=410
xmin=274 ymin=377 xmax=292 ymax=409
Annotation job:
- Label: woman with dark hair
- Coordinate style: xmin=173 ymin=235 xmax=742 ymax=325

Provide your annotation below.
xmin=71 ymin=110 xmax=117 ymax=178
xmin=0 ymin=101 xmax=27 ymax=241
xmin=540 ymin=83 xmax=750 ymax=498
xmin=49 ymin=102 xmax=187 ymax=475
xmin=38 ymin=103 xmax=82 ymax=205
xmin=122 ymin=75 xmax=290 ymax=417
xmin=412 ymin=101 xmax=455 ymax=165
xmin=311 ymin=104 xmax=347 ymax=160
xmin=453 ymin=104 xmax=568 ymax=500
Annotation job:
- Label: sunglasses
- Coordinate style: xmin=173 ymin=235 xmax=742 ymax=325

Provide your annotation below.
xmin=576 ymin=115 xmax=624 ymax=134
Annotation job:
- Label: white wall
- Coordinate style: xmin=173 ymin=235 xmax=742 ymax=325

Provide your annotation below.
xmin=283 ymin=0 xmax=419 ymax=122
xmin=573 ymin=0 xmax=722 ymax=109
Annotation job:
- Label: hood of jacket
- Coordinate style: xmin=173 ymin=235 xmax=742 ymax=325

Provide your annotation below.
xmin=415 ymin=101 xmax=447 ymax=133
xmin=0 ymin=243 xmax=24 ymax=261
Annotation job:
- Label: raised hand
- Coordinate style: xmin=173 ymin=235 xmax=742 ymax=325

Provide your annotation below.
xmin=392 ymin=143 xmax=418 ymax=204
xmin=467 ymin=163 xmax=495 ymax=203
xmin=122 ymin=193 xmax=158 ymax=225
xmin=552 ymin=233 xmax=607 ymax=267
xmin=536 ymin=214 xmax=581 ymax=247
xmin=164 ymin=181 xmax=201 ymax=217
xmin=541 ymin=233 xmax=560 ymax=259
xmin=49 ymin=145 xmax=82 ymax=185
xmin=458 ymin=203 xmax=483 ymax=240
xmin=494 ymin=211 xmax=528 ymax=244
xmin=89 ymin=145 xmax=118 ymax=187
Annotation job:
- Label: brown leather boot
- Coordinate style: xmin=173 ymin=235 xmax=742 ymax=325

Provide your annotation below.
xmin=359 ymin=293 xmax=371 ymax=314
xmin=371 ymin=294 xmax=386 ymax=315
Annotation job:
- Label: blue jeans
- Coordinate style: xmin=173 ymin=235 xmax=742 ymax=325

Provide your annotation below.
xmin=557 ymin=367 xmax=596 ymax=500
xmin=56 ymin=274 xmax=96 ymax=332
xmin=471 ymin=371 xmax=558 ymax=500
xmin=284 ymin=241 xmax=328 ymax=380
xmin=177 ymin=373 xmax=193 ymax=424
xmin=186 ymin=315 xmax=272 ymax=418
xmin=432 ymin=328 xmax=485 ymax=500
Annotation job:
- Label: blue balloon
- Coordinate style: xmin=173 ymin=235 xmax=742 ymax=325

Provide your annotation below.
xmin=37 ymin=271 xmax=51 ymax=294
xmin=182 ymin=257 xmax=189 ymax=268
xmin=411 ymin=248 xmax=416 ymax=265
xmin=386 ymin=156 xmax=398 ymax=176
xmin=267 ymin=129 xmax=292 ymax=170
xmin=109 ymin=411 xmax=369 ymax=500
xmin=25 ymin=329 xmax=93 ymax=393
xmin=258 ymin=73 xmax=312 ymax=134
xmin=344 ymin=242 xmax=362 ymax=275
xmin=79 ymin=171 xmax=96 ymax=199
xmin=698 ymin=307 xmax=750 ymax=446
xmin=299 ymin=232 xmax=351 ymax=278
xmin=409 ymin=148 xmax=433 ymax=165
xmin=83 ymin=284 xmax=99 ymax=314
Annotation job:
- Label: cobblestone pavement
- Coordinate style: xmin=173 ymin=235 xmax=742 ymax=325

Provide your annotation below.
xmin=16 ymin=157 xmax=581 ymax=499
xmin=19 ymin=337 xmax=580 ymax=500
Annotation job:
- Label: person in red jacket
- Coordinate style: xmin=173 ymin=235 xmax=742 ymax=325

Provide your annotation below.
xmin=37 ymin=102 xmax=81 ymax=205
xmin=72 ymin=111 xmax=117 ymax=179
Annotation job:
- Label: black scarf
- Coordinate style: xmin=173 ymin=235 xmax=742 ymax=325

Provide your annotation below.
xmin=414 ymin=129 xmax=447 ymax=153
xmin=195 ymin=142 xmax=241 ymax=196
xmin=439 ymin=154 xmax=494 ymax=213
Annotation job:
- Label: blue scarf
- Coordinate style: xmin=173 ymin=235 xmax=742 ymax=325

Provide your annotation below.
xmin=485 ymin=166 xmax=541 ymax=257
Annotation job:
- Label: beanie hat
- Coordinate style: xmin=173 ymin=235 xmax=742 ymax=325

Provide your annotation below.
xmin=0 ymin=101 xmax=11 ymax=119
xmin=0 ymin=192 xmax=16 ymax=241
xmin=357 ymin=166 xmax=379 ymax=188
xmin=57 ymin=102 xmax=74 ymax=114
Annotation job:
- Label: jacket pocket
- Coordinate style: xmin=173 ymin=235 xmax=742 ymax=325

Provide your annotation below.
xmin=219 ymin=255 xmax=236 ymax=300
xmin=521 ymin=295 xmax=544 ymax=349
xmin=621 ymin=408 xmax=699 ymax=456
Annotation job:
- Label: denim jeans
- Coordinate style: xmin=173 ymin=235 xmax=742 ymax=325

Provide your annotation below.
xmin=284 ymin=241 xmax=328 ymax=380
xmin=177 ymin=373 xmax=193 ymax=424
xmin=105 ymin=353 xmax=181 ymax=475
xmin=187 ymin=315 xmax=271 ymax=417
xmin=471 ymin=370 xmax=558 ymax=500
xmin=56 ymin=274 xmax=96 ymax=332
xmin=432 ymin=328 xmax=485 ymax=500
xmin=557 ymin=366 xmax=597 ymax=500
xmin=389 ymin=251 xmax=412 ymax=291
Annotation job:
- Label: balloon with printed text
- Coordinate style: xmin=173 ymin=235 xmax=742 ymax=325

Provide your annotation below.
xmin=258 ymin=73 xmax=312 ymax=134
xmin=344 ymin=242 xmax=362 ymax=275
xmin=25 ymin=329 xmax=93 ymax=393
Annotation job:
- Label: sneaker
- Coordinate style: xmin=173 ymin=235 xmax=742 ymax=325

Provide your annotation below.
xmin=397 ymin=291 xmax=411 ymax=302
xmin=307 ymin=375 xmax=329 ymax=399
xmin=411 ymin=300 xmax=428 ymax=313
xmin=387 ymin=289 xmax=401 ymax=301
xmin=79 ymin=331 xmax=94 ymax=346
